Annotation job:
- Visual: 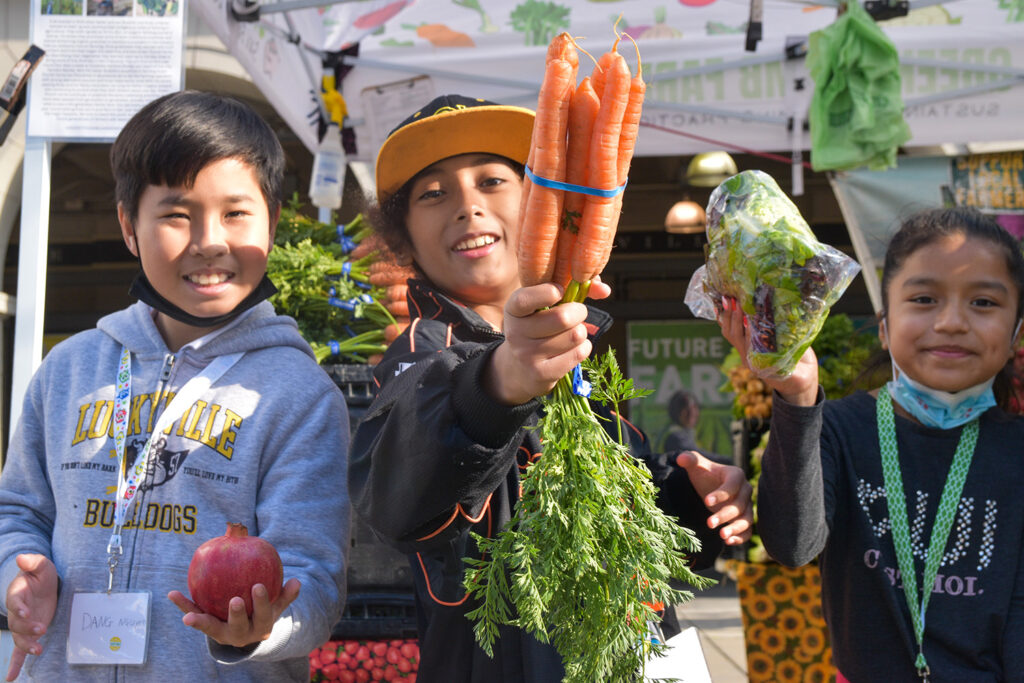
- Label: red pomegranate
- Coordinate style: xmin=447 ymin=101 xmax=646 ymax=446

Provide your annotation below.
xmin=188 ymin=523 xmax=283 ymax=620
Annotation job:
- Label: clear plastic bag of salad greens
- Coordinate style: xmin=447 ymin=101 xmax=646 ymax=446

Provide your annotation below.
xmin=685 ymin=169 xmax=861 ymax=377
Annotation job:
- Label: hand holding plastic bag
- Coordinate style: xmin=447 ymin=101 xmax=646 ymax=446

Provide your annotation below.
xmin=685 ymin=170 xmax=861 ymax=377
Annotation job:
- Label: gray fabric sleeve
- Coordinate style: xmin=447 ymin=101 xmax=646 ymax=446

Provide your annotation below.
xmin=213 ymin=379 xmax=350 ymax=663
xmin=756 ymin=387 xmax=829 ymax=568
xmin=0 ymin=364 xmax=58 ymax=615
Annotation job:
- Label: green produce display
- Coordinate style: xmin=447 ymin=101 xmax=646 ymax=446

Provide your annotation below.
xmin=686 ymin=170 xmax=861 ymax=377
xmin=267 ymin=196 xmax=394 ymax=364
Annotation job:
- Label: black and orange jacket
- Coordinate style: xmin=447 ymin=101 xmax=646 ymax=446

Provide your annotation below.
xmin=348 ymin=278 xmax=722 ymax=683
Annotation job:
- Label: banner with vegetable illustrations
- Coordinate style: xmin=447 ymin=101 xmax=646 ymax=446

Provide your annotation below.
xmin=340 ymin=0 xmax=1024 ymax=160
xmin=190 ymin=0 xmax=423 ymax=151
xmin=626 ymin=320 xmax=733 ymax=458
xmin=190 ymin=0 xmax=1024 ymax=158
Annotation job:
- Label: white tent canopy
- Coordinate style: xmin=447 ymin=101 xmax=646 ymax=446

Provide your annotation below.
xmin=193 ymin=0 xmax=1024 ymax=165
xmin=191 ymin=0 xmax=1024 ymax=323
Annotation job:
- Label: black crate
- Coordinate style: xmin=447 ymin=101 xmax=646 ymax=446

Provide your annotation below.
xmin=323 ymin=364 xmax=375 ymax=405
xmin=330 ymin=592 xmax=418 ymax=640
xmin=348 ymin=513 xmax=414 ymax=591
xmin=323 ymin=363 xmax=376 ymax=433
xmin=325 ymin=362 xmax=417 ymax=608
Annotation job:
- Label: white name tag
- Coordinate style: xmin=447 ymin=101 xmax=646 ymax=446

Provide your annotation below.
xmin=67 ymin=591 xmax=151 ymax=666
xmin=643 ymin=626 xmax=712 ymax=682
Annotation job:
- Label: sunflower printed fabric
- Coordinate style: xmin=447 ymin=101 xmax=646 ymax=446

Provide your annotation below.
xmin=735 ymin=561 xmax=835 ymax=683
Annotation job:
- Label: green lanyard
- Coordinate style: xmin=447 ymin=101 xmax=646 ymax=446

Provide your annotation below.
xmin=876 ymin=387 xmax=979 ymax=681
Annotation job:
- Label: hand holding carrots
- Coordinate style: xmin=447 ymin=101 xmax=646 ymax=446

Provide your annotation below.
xmin=485 ymin=280 xmax=611 ymax=406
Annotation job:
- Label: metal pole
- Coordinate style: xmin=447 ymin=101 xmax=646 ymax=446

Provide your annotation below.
xmin=258 ymin=0 xmax=363 ymax=14
xmin=340 ymin=55 xmax=539 ymax=92
xmin=645 ymin=53 xmax=786 ymax=84
xmin=904 ymin=78 xmax=1024 ymax=108
xmin=10 ymin=136 xmax=51 ymax=432
xmin=642 ymin=98 xmax=790 ymax=125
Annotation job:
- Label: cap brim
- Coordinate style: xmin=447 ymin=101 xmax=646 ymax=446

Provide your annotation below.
xmin=375 ymin=105 xmax=535 ymax=201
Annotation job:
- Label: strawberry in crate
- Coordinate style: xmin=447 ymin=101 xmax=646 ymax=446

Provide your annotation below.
xmin=310 ymin=639 xmax=420 ymax=682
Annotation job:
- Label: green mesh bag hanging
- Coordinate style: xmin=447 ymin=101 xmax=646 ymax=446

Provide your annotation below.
xmin=807 ymin=1 xmax=912 ymax=171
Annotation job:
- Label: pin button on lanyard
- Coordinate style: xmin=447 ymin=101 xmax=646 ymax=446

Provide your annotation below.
xmin=107 ymin=346 xmax=243 ymax=592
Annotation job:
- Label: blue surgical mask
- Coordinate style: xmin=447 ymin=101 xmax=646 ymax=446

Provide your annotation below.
xmin=886 ymin=360 xmax=996 ymax=429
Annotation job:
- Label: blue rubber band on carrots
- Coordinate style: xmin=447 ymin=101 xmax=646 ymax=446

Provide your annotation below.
xmin=337 ymin=229 xmax=357 ymax=253
xmin=571 ymin=364 xmax=592 ymax=397
xmin=328 ymin=296 xmax=355 ymax=311
xmin=524 ymin=164 xmax=627 ymax=198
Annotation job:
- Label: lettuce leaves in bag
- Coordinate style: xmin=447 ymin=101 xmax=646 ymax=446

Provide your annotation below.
xmin=685 ymin=170 xmax=861 ymax=376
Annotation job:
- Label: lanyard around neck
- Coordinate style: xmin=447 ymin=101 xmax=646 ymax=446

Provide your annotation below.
xmin=876 ymin=386 xmax=979 ymax=680
xmin=107 ymin=345 xmax=243 ymax=589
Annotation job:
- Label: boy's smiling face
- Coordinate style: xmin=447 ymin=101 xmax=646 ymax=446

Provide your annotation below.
xmin=119 ymin=157 xmax=277 ymax=346
xmin=405 ymin=154 xmax=524 ymax=316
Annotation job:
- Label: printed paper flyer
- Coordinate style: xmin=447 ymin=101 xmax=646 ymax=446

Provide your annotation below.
xmin=28 ymin=0 xmax=184 ymax=140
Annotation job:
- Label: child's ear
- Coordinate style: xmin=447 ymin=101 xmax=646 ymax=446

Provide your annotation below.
xmin=877 ymin=316 xmax=888 ymax=351
xmin=394 ymin=248 xmax=414 ymax=267
xmin=117 ymin=203 xmax=138 ymax=257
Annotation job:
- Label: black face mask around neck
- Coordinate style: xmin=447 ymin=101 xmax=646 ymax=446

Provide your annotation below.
xmin=129 ymin=272 xmax=278 ymax=328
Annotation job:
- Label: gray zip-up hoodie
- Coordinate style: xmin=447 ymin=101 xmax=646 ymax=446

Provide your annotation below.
xmin=0 ymin=301 xmax=350 ymax=682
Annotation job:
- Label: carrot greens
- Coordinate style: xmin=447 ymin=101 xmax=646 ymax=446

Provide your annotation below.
xmin=465 ymin=350 xmax=713 ymax=682
xmin=267 ymin=198 xmax=393 ymax=364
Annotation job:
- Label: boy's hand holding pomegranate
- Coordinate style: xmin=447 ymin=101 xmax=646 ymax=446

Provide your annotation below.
xmin=167 ymin=523 xmax=300 ymax=647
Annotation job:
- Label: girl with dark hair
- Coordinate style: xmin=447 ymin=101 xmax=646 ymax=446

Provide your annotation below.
xmin=718 ymin=206 xmax=1024 ymax=682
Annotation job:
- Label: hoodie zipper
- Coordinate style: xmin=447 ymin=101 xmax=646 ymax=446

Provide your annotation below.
xmin=159 ymin=353 xmax=176 ymax=383
xmin=122 ymin=352 xmax=177 ymax=593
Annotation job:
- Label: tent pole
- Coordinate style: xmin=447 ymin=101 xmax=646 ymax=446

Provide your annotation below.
xmin=904 ymin=78 xmax=1023 ymax=108
xmin=645 ymin=52 xmax=785 ymax=83
xmin=282 ymin=12 xmax=329 ymax=121
xmin=349 ymin=161 xmax=376 ymax=198
xmin=340 ymin=55 xmax=539 ymax=92
xmin=643 ymin=98 xmax=789 ymax=125
xmin=10 ymin=137 xmax=51 ymax=433
xmin=258 ymin=0 xmax=363 ymax=13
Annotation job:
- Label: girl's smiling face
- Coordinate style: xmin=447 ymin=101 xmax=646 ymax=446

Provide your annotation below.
xmin=882 ymin=232 xmax=1021 ymax=393
xmin=405 ymin=154 xmax=524 ymax=316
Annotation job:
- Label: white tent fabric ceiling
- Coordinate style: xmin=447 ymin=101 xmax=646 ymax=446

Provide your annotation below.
xmin=193 ymin=0 xmax=1024 ymax=161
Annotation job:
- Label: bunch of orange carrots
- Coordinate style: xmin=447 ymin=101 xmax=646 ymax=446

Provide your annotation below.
xmin=359 ymin=234 xmax=415 ymax=363
xmin=466 ymin=33 xmax=715 ymax=683
xmin=517 ymin=30 xmax=645 ymax=302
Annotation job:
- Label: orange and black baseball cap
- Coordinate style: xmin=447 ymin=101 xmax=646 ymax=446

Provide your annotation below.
xmin=374 ymin=94 xmax=535 ymax=202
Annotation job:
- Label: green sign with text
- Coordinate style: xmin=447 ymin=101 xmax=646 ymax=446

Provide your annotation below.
xmin=626 ymin=320 xmax=734 ymax=459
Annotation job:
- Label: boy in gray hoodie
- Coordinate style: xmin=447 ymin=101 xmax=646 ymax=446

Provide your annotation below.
xmin=0 ymin=91 xmax=349 ymax=681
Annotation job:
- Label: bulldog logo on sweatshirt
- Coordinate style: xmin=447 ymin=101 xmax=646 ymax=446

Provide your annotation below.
xmin=124 ymin=435 xmax=190 ymax=491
